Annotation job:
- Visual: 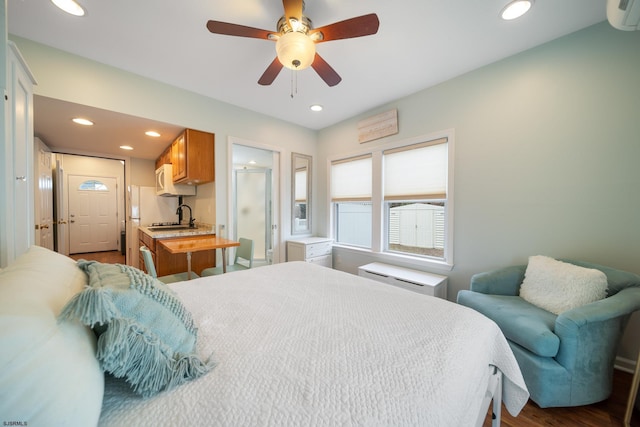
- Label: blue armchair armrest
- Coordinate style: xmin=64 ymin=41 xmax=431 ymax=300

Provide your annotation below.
xmin=554 ymin=286 xmax=640 ymax=380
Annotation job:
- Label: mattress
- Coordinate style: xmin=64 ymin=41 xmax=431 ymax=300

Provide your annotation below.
xmin=100 ymin=261 xmax=528 ymax=426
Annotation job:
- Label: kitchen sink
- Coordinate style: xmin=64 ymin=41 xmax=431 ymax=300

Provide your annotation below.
xmin=147 ymin=225 xmax=192 ymax=231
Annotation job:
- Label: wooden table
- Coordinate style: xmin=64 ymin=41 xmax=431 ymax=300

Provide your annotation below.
xmin=158 ymin=236 xmax=240 ymax=278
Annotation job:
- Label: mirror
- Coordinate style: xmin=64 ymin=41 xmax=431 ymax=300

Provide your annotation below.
xmin=291 ymin=153 xmax=312 ymax=235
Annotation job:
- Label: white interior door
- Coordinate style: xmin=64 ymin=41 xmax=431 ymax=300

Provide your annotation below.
xmin=34 ymin=140 xmax=54 ymax=250
xmin=55 ymin=160 xmax=68 ymax=255
xmin=7 ymin=45 xmax=35 ymax=262
xmin=270 ymin=150 xmax=280 ymax=264
xmin=68 ymin=175 xmax=118 ymax=253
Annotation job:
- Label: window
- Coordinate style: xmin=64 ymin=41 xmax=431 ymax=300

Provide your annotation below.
xmin=383 ymin=139 xmax=447 ymax=259
xmin=78 ymin=180 xmax=109 ymax=191
xmin=330 ymin=134 xmax=452 ymax=265
xmin=331 ymin=155 xmax=372 ymax=248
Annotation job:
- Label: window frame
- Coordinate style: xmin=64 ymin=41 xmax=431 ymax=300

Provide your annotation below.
xmin=328 ymin=129 xmax=454 ymax=270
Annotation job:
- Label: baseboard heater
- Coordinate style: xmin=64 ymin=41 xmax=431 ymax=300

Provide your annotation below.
xmin=358 ymin=262 xmax=448 ymax=299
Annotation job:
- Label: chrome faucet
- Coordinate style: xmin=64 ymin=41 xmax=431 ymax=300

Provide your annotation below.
xmin=176 ymin=204 xmax=195 ymax=228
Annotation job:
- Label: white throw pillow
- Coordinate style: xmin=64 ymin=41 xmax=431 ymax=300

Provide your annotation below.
xmin=0 ymin=246 xmax=104 ymax=426
xmin=519 ymin=255 xmax=608 ymax=315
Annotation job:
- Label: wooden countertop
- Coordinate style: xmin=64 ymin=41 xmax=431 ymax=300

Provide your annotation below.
xmin=158 ymin=235 xmax=240 ymax=254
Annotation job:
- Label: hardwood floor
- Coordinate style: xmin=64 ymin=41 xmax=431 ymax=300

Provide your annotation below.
xmin=67 ymin=251 xmax=639 ymax=427
xmin=484 ymin=369 xmax=640 ymax=427
xmin=69 ymin=250 xmax=125 ymax=264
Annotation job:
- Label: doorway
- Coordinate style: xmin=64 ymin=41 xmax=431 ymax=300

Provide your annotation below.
xmin=230 ymin=142 xmax=281 ymax=265
xmin=53 ymin=154 xmax=125 ymax=257
xmin=68 ymin=175 xmax=119 ymax=253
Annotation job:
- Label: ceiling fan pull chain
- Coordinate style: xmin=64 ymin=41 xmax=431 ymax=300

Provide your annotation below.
xmin=290 ymin=69 xmax=299 ymax=99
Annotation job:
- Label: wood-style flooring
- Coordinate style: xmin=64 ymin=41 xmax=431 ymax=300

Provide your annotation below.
xmin=69 ymin=250 xmax=125 ymax=264
xmin=483 ymin=368 xmax=639 ymax=427
xmin=70 ymin=251 xmax=639 ymax=427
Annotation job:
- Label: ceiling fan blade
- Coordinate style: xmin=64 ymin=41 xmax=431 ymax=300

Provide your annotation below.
xmin=309 ymin=13 xmax=380 ymax=43
xmin=207 ymin=20 xmax=274 ymax=40
xmin=282 ymin=0 xmax=303 ymax=29
xmin=258 ymin=57 xmax=284 ymax=86
xmin=311 ymin=54 xmax=342 ymax=87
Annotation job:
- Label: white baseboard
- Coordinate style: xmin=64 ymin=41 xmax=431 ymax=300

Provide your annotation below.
xmin=615 ymin=356 xmax=638 ymax=373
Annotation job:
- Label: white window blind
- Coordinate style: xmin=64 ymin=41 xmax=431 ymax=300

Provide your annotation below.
xmin=331 ymin=155 xmax=372 ymax=201
xmin=383 ymin=138 xmax=447 ymax=200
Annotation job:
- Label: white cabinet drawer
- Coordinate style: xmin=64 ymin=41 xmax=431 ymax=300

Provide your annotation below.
xmin=305 ymin=241 xmax=332 ymax=258
xmin=306 ymin=254 xmax=332 ymax=268
xmin=287 ymin=237 xmax=333 ymax=268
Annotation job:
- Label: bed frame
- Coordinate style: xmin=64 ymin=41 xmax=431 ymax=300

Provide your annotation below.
xmin=475 ymin=365 xmax=504 ymax=427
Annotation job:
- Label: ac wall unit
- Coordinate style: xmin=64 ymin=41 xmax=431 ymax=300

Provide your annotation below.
xmin=607 ymin=0 xmax=640 ymax=31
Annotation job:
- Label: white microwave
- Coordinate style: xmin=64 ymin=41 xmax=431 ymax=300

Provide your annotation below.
xmin=155 ymin=164 xmax=196 ymax=197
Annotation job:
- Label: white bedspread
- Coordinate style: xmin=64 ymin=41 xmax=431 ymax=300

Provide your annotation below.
xmin=100 ymin=262 xmax=528 ymax=426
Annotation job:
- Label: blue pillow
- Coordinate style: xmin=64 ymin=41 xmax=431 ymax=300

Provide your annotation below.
xmin=59 ymin=260 xmax=214 ymax=397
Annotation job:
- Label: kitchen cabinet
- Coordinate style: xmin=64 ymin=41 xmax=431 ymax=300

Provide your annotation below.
xmin=170 ymin=129 xmax=215 ymax=185
xmin=138 ymin=229 xmax=216 ymax=276
xmin=155 ymin=145 xmax=171 ymax=170
xmin=171 ymin=132 xmax=187 ymax=181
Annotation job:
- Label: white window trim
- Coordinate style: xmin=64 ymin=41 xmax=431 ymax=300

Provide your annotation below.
xmin=327 ymin=128 xmax=455 ymax=270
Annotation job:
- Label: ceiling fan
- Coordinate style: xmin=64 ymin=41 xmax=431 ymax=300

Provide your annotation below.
xmin=206 ymin=0 xmax=380 ymax=87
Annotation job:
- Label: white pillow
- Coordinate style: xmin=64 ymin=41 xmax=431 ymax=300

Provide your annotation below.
xmin=519 ymin=255 xmax=608 ymax=315
xmin=0 ymin=246 xmax=104 ymax=426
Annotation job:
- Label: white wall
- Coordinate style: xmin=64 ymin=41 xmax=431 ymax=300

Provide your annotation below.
xmin=317 ymin=22 xmax=640 ymax=362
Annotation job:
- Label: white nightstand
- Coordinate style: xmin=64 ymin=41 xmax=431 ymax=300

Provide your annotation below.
xmin=287 ymin=237 xmax=333 ymax=268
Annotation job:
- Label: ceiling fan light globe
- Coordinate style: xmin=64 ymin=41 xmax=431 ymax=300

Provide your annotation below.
xmin=276 ymin=31 xmax=316 ymax=70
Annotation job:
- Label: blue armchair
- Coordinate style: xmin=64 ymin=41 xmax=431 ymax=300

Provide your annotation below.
xmin=457 ymin=260 xmax=640 ymax=408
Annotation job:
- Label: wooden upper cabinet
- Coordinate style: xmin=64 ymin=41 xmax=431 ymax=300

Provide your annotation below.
xmin=155 ymin=145 xmax=172 ymax=170
xmin=171 ymin=132 xmax=187 ymax=181
xmin=156 ymin=128 xmax=214 ymax=185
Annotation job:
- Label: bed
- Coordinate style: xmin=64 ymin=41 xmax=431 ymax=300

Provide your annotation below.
xmin=0 ymin=246 xmax=529 ymax=426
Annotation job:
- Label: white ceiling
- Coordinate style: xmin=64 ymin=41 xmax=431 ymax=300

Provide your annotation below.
xmin=9 ymin=0 xmax=607 ymax=160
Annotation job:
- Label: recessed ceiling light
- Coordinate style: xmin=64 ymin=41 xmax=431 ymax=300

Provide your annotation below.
xmin=120 ymin=145 xmax=134 ymax=151
xmin=145 ymin=131 xmax=161 ymax=137
xmin=310 ymin=104 xmax=323 ymax=112
xmin=500 ymin=0 xmax=533 ymax=20
xmin=51 ymin=0 xmax=85 ymax=16
xmin=72 ymin=117 xmax=94 ymax=126
xmin=248 ymin=160 xmax=257 ymax=165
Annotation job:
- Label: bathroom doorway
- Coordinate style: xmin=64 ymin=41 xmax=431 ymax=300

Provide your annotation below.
xmin=231 ymin=143 xmax=280 ymax=265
